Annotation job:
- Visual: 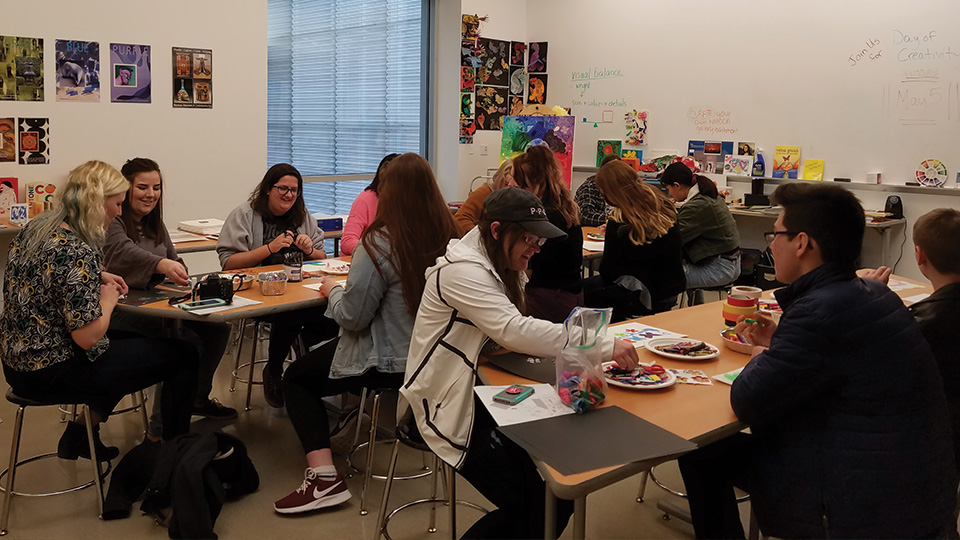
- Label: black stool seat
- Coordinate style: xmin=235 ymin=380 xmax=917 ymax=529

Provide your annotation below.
xmin=5 ymin=389 xmax=59 ymax=408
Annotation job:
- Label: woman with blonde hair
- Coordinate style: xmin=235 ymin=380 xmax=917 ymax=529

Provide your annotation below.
xmin=585 ymin=160 xmax=685 ymax=321
xmin=1 ymin=161 xmax=197 ymax=461
xmin=512 ymin=144 xmax=583 ymax=322
xmin=454 ymin=158 xmax=517 ymax=235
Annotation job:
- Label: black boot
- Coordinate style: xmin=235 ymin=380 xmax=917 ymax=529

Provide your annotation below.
xmin=57 ymin=421 xmax=120 ymax=462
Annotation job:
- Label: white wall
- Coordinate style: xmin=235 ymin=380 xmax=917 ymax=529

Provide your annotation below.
xmin=1 ymin=1 xmax=267 ymax=229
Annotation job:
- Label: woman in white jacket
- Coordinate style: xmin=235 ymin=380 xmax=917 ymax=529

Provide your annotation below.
xmin=401 ymin=187 xmax=639 ymax=539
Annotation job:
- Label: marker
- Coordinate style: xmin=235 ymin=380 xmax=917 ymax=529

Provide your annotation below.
xmin=744 ymin=318 xmax=763 ymax=326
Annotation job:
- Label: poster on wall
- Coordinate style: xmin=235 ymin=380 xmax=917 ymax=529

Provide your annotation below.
xmin=527 ymin=74 xmax=547 ymax=105
xmin=597 ymin=140 xmax=622 ymax=167
xmin=111 ymin=43 xmax=151 ymax=103
xmin=509 ymin=66 xmax=526 ymax=96
xmin=475 ymin=86 xmax=508 ymax=131
xmin=476 ymin=38 xmax=509 ymax=87
xmin=460 ymin=118 xmax=476 ymax=144
xmin=500 ymin=115 xmax=575 ymax=187
xmin=462 ymin=14 xmax=480 ymax=41
xmin=508 ymin=96 xmax=524 ymax=116
xmin=624 ymin=109 xmax=648 ymax=146
xmin=510 ymin=41 xmax=526 ymax=66
xmin=528 ymin=42 xmax=547 ymax=73
xmin=460 ymin=93 xmax=474 ymax=118
xmin=18 ymin=117 xmax=50 ymax=165
xmin=0 ymin=36 xmax=44 ymax=101
xmin=0 ymin=177 xmax=18 ymax=217
xmin=172 ymin=47 xmax=213 ymax=108
xmin=460 ymin=67 xmax=475 ymax=91
xmin=0 ymin=117 xmax=15 ymax=162
xmin=55 ymin=39 xmax=99 ymax=102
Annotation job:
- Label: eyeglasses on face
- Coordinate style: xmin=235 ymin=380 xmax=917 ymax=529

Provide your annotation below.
xmin=521 ymin=233 xmax=547 ymax=247
xmin=764 ymin=230 xmax=799 ymax=245
xmin=273 ymin=185 xmax=299 ymax=196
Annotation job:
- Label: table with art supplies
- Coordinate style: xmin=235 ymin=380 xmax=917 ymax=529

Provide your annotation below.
xmin=171 ymin=228 xmax=345 ymax=255
xmin=477 ymin=273 xmax=932 ymax=540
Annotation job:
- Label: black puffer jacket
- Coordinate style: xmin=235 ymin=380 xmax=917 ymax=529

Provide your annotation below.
xmin=732 ymin=264 xmax=956 ymax=539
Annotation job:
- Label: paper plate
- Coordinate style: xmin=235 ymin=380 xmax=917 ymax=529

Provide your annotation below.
xmin=322 ymin=262 xmax=351 ymax=275
xmin=645 ymin=337 xmax=720 ymax=361
xmin=916 ymin=159 xmax=947 ymax=187
xmin=602 ymin=361 xmax=677 ymax=390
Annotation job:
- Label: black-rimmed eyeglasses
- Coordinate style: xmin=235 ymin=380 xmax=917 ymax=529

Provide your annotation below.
xmin=764 ymin=230 xmax=799 ymax=245
xmin=273 ymin=185 xmax=299 ymax=196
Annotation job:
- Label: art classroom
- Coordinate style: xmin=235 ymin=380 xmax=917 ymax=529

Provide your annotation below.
xmin=1 ymin=0 xmax=959 ymax=539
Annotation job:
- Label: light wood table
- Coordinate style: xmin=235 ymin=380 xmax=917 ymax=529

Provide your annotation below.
xmin=173 ymin=229 xmax=345 ymax=256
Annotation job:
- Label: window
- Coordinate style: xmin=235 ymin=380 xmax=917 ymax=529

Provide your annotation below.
xmin=268 ymin=0 xmax=426 ymax=214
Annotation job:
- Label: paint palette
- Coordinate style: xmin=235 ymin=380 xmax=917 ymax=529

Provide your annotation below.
xmin=602 ymin=361 xmax=677 ymax=390
xmin=323 ymin=262 xmax=351 ymax=275
xmin=916 ymin=159 xmax=948 ymax=187
xmin=645 ymin=337 xmax=720 ymax=361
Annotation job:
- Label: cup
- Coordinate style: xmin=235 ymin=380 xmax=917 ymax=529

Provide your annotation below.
xmin=730 ymin=286 xmax=762 ymax=300
xmin=283 ymin=263 xmax=302 ymax=282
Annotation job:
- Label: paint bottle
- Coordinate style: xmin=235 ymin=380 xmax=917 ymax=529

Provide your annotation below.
xmin=752 ymin=148 xmax=765 ymax=177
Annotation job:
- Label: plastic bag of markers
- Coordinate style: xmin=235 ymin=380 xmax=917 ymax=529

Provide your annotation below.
xmin=555 ymin=307 xmax=611 ymax=414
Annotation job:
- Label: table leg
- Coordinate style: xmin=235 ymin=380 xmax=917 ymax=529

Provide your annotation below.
xmin=572 ymin=496 xmax=587 ymax=540
xmin=334 ymin=238 xmax=340 ymax=257
xmin=544 ymin=487 xmax=557 ymax=540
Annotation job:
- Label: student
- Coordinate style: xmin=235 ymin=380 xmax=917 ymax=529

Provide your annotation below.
xmin=513 ymin=145 xmax=583 ymax=323
xmin=865 ymin=208 xmax=960 ymax=481
xmin=0 ymin=161 xmax=197 ymax=460
xmin=340 ymin=153 xmax=399 ymax=256
xmin=454 ymin=158 xmax=516 ymax=236
xmin=103 ymin=158 xmax=236 ymax=430
xmin=583 ymin=160 xmax=685 ymax=321
xmin=660 ymin=161 xmax=740 ymax=304
xmin=218 ymin=163 xmax=331 ymax=407
xmin=401 ymin=187 xmax=640 ymax=539
xmin=679 ymin=183 xmax=956 ymax=539
xmin=575 ymin=153 xmax=619 ymax=227
xmin=274 ymin=153 xmax=459 ymax=513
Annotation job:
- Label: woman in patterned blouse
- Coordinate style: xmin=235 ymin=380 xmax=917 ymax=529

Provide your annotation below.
xmin=0 ymin=160 xmax=198 ymax=461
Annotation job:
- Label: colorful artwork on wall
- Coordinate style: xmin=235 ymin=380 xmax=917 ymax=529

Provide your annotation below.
xmin=461 ymin=40 xmax=481 ymax=68
xmin=509 ymin=66 xmax=526 ymax=96
xmin=477 ymin=37 xmax=509 ymax=87
xmin=527 ymin=73 xmax=547 ymax=104
xmin=18 ymin=117 xmax=49 ymax=165
xmin=110 ymin=43 xmax=151 ymax=103
xmin=0 ymin=36 xmax=44 ymax=101
xmin=55 ymin=40 xmax=99 ymax=102
xmin=624 ymin=109 xmax=647 ymax=145
xmin=461 ymin=67 xmax=475 ymax=92
xmin=172 ymin=47 xmax=213 ymax=108
xmin=460 ymin=92 xmax=474 ymax=118
xmin=509 ymin=96 xmax=524 ymax=116
xmin=500 ymin=115 xmax=576 ymax=187
xmin=462 ymin=15 xmax=480 ymax=41
xmin=475 ymin=86 xmax=508 ymax=130
xmin=510 ymin=41 xmax=526 ymax=66
xmin=596 ymin=140 xmax=622 ymax=167
xmin=528 ymin=41 xmax=547 ymax=73
xmin=460 ymin=118 xmax=476 ymax=144
xmin=0 ymin=117 xmax=15 ymax=162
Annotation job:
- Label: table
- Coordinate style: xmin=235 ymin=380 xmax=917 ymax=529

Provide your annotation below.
xmin=581 ymin=226 xmax=603 ymax=277
xmin=728 ymin=207 xmax=907 ymax=268
xmin=172 ymin=229 xmax=345 ymax=256
xmin=479 ymin=272 xmax=932 ymax=539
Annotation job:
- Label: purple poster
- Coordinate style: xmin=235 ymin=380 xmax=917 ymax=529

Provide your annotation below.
xmin=110 ymin=43 xmax=151 ymax=103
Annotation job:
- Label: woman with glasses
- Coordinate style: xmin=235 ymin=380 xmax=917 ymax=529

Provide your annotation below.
xmin=401 ymin=187 xmax=640 ymax=539
xmin=584 ymin=160 xmax=685 ymax=321
xmin=513 ymin=145 xmax=584 ymax=323
xmin=218 ymin=163 xmax=331 ymax=407
xmin=660 ymin=161 xmax=740 ymax=304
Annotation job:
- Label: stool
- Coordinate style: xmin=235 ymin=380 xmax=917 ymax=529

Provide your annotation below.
xmin=680 ymin=282 xmax=734 ymax=308
xmin=60 ymin=390 xmax=150 ymax=435
xmin=230 ymin=320 xmax=301 ymax=411
xmin=373 ymin=420 xmax=488 ymax=540
xmin=343 ymin=387 xmax=431 ymax=516
xmin=1 ymin=389 xmax=109 ymax=536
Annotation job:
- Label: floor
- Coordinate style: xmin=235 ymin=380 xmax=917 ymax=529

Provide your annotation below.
xmin=0 ymin=333 xmax=754 ymax=540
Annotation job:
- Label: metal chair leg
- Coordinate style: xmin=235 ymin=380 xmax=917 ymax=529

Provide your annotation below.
xmin=373 ymin=440 xmax=401 ymax=540
xmin=359 ymin=391 xmax=382 ymax=515
xmin=350 ymin=388 xmax=371 ymax=463
xmin=81 ymin=411 xmax=105 ymax=518
xmin=428 ymin=454 xmax=440 ymax=533
xmin=636 ymin=469 xmax=649 ymax=502
xmin=0 ymin=406 xmax=25 ymax=535
xmin=137 ymin=391 xmax=149 ymax=435
xmin=446 ymin=461 xmax=457 ymax=540
xmin=230 ymin=319 xmax=247 ymax=393
xmin=244 ymin=321 xmax=260 ymax=411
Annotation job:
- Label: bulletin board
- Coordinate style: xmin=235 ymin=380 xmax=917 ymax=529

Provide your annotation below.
xmin=528 ymin=0 xmax=960 ymax=185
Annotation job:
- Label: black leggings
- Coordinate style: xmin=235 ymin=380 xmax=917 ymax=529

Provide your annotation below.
xmin=282 ymin=337 xmax=403 ymax=453
xmin=265 ymin=307 xmax=339 ymax=375
xmin=3 ymin=337 xmax=198 ymax=440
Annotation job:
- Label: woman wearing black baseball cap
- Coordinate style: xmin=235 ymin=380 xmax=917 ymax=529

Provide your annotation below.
xmin=400 ymin=187 xmax=639 ymax=539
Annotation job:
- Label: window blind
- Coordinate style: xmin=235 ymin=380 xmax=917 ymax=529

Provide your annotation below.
xmin=268 ymin=0 xmax=424 ymax=215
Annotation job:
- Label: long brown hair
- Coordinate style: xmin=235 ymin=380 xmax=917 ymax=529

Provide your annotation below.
xmin=512 ymin=145 xmax=579 ymax=227
xmin=120 ymin=157 xmax=167 ymax=246
xmin=362 ymin=153 xmax=459 ymax=317
xmin=248 ymin=163 xmax=308 ymax=225
xmin=596 ymin=161 xmax=676 ymax=245
xmin=478 ymin=219 xmax=527 ymax=314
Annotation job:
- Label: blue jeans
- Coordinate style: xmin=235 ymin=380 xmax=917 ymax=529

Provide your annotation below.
xmin=683 ymin=255 xmax=741 ymax=304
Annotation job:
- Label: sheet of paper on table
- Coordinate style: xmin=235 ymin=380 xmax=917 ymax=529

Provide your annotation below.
xmin=712 ymin=367 xmax=743 ymax=386
xmin=582 ymin=240 xmax=605 ymax=252
xmin=474 ymin=384 xmax=574 ymax=427
xmin=887 ymin=278 xmax=923 ymax=292
xmin=188 ymin=295 xmax=261 ymax=316
xmin=167 ymin=230 xmax=207 ymax=243
xmin=608 ymin=322 xmax=685 ymax=348
xmin=901 ymin=292 xmax=930 ymax=305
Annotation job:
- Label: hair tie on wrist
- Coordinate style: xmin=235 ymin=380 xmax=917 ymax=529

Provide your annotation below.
xmin=267 ymin=244 xmax=275 ymax=255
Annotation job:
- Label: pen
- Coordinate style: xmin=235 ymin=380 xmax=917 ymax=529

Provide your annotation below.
xmin=744 ymin=318 xmax=763 ymax=326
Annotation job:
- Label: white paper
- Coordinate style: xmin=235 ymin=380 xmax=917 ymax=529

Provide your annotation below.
xmin=902 ymin=292 xmax=930 ymax=305
xmin=887 ymin=278 xmax=923 ymax=292
xmin=473 ymin=384 xmax=575 ymax=427
xmin=582 ymin=240 xmax=605 ymax=252
xmin=608 ymin=322 xmax=686 ymax=348
xmin=185 ymin=295 xmax=261 ymax=316
xmin=168 ymin=230 xmax=207 ymax=243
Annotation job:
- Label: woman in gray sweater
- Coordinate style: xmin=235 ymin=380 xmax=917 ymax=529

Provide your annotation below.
xmin=103 ymin=158 xmax=236 ymax=430
xmin=273 ymin=153 xmax=460 ymax=514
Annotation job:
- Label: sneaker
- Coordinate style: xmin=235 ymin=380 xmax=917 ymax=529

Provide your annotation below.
xmin=274 ymin=469 xmax=352 ymax=514
xmin=262 ymin=366 xmax=284 ymax=408
xmin=192 ymin=398 xmax=239 ymax=420
xmin=328 ymin=407 xmax=360 ymax=439
xmin=57 ymin=421 xmax=120 ymax=462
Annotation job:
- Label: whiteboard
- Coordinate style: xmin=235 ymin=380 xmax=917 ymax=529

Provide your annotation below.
xmin=528 ymin=0 xmax=960 ymax=185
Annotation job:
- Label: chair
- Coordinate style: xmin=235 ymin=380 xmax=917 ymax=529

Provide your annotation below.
xmin=229 ymin=320 xmax=302 ymax=411
xmin=61 ymin=391 xmax=150 ymax=435
xmin=680 ymin=282 xmax=735 ymax=308
xmin=1 ymin=389 xmax=110 ymax=536
xmin=343 ymin=387 xmax=431 ymax=516
xmin=373 ymin=417 xmax=489 ymax=540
